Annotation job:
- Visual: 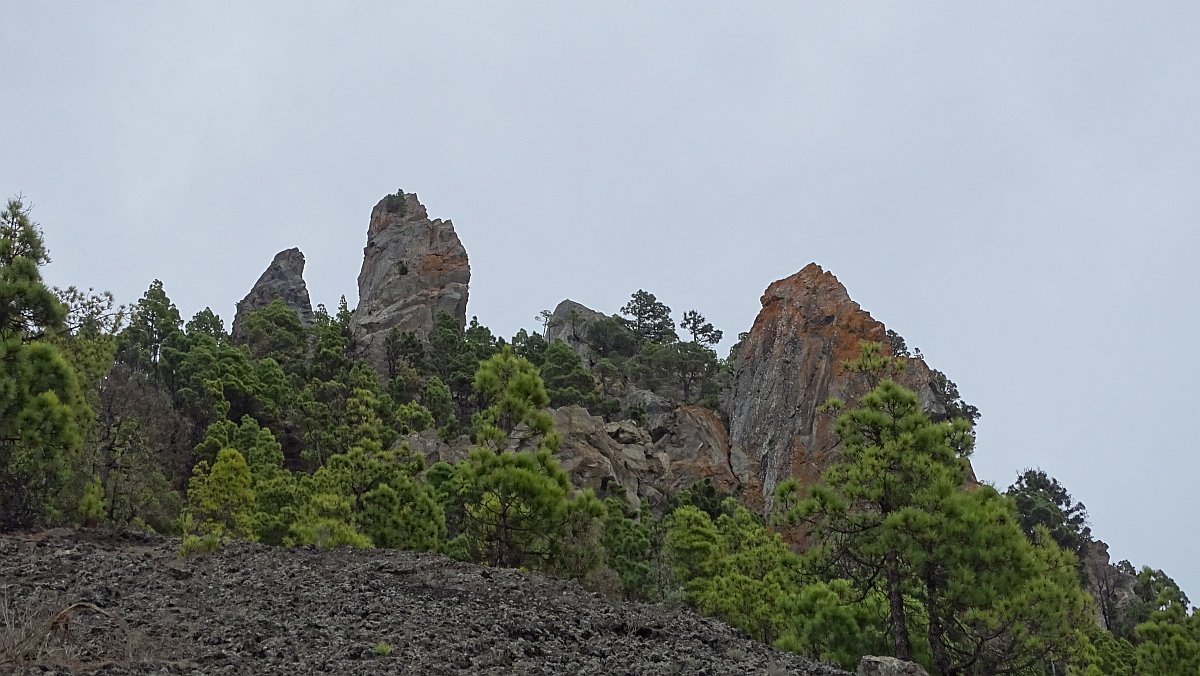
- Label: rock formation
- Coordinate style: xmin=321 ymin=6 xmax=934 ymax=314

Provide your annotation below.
xmin=404 ymin=402 xmax=741 ymax=513
xmin=857 ymin=656 xmax=930 ymax=676
xmin=550 ymin=404 xmax=740 ymax=511
xmin=1082 ymin=539 xmax=1139 ymax=629
xmin=725 ymin=263 xmax=948 ymax=508
xmin=401 ymin=260 xmax=967 ymax=517
xmin=231 ymin=247 xmax=314 ymax=339
xmin=350 ymin=191 xmax=471 ymax=376
xmin=546 ymin=299 xmax=608 ymax=361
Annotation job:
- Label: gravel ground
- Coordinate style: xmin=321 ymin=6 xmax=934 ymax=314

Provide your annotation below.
xmin=0 ymin=529 xmax=848 ymax=675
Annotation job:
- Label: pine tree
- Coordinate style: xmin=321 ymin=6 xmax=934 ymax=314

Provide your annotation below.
xmin=1133 ymin=600 xmax=1200 ymax=675
xmin=510 ymin=328 xmax=548 ymax=367
xmin=184 ymin=447 xmax=256 ymax=540
xmin=619 ymin=290 xmax=677 ymax=344
xmin=540 ymin=340 xmax=599 ymax=408
xmin=384 ymin=327 xmax=426 ymax=377
xmin=117 ymin=279 xmax=182 ymax=375
xmin=471 ymin=345 xmax=558 ymax=453
xmin=0 ymin=197 xmax=89 ymax=529
xmin=1006 ymin=468 xmax=1092 ymax=564
xmin=236 ymin=298 xmax=307 ymax=378
xmin=585 ymin=316 xmax=639 ymax=360
xmin=453 ymin=447 xmax=572 ymax=568
xmin=680 ymin=310 xmax=723 ymax=347
xmin=780 ymin=367 xmax=1090 ymax=673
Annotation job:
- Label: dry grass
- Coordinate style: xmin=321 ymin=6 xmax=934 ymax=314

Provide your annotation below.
xmin=0 ymin=586 xmax=161 ymax=671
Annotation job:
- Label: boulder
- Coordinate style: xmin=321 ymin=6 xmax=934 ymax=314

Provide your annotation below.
xmin=857 ymin=656 xmax=929 ymax=676
xmin=350 ymin=191 xmax=470 ymax=377
xmin=403 ymin=429 xmax=472 ymax=466
xmin=231 ymin=248 xmax=314 ymax=339
xmin=620 ymin=387 xmax=676 ymax=438
xmin=726 ymin=263 xmax=951 ymax=508
xmin=550 ymin=406 xmax=652 ymax=508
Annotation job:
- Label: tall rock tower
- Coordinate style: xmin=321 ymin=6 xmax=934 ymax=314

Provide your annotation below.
xmin=724 ymin=263 xmax=952 ymax=508
xmin=350 ymin=191 xmax=471 ymax=377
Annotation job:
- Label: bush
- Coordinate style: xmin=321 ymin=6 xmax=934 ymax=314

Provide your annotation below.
xmin=179 ymin=532 xmax=221 ymax=557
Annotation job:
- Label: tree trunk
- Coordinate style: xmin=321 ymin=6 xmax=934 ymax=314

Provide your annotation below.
xmin=925 ymin=591 xmax=953 ymax=675
xmin=885 ymin=551 xmax=913 ymax=661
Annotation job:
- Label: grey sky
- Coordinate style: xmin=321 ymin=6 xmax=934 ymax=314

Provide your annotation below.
xmin=4 ymin=3 xmax=1197 ymax=598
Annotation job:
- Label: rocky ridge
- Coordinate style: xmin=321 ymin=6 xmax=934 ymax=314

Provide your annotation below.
xmin=0 ymin=529 xmax=848 ymax=675
xmin=229 ymin=195 xmax=967 ymax=517
xmin=528 ymin=264 xmax=958 ymax=512
xmin=230 ymin=247 xmax=314 ymax=339
xmin=350 ymin=191 xmax=471 ymax=377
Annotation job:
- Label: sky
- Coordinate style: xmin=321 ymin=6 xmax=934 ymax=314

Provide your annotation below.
xmin=3 ymin=2 xmax=1197 ymax=598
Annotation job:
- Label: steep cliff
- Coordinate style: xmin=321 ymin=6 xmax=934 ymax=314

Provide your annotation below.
xmin=350 ymin=191 xmax=471 ymax=376
xmin=231 ymin=247 xmax=314 ymax=339
xmin=725 ymin=263 xmax=949 ymax=507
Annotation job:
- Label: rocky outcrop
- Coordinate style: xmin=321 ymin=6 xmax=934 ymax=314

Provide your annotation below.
xmin=857 ymin=656 xmax=930 ymax=676
xmin=551 ymin=406 xmax=653 ymax=508
xmin=231 ymin=248 xmax=314 ymax=339
xmin=1083 ymin=539 xmax=1138 ymax=630
xmin=546 ymin=299 xmax=607 ymax=361
xmin=542 ymin=405 xmax=743 ymax=511
xmin=726 ymin=263 xmax=949 ymax=507
xmin=351 ymin=192 xmax=470 ymax=377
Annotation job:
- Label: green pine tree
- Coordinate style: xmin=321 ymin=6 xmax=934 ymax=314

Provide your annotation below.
xmin=0 ymin=197 xmax=89 ymax=528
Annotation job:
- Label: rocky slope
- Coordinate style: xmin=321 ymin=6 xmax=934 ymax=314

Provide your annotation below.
xmin=230 ymin=247 xmax=314 ymax=339
xmin=350 ymin=191 xmax=470 ymax=377
xmin=0 ymin=529 xmax=847 ymax=676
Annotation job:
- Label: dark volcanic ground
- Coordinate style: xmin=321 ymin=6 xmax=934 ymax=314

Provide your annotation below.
xmin=0 ymin=530 xmax=847 ymax=675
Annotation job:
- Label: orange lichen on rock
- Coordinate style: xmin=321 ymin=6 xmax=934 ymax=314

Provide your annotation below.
xmin=725 ymin=263 xmax=951 ymax=508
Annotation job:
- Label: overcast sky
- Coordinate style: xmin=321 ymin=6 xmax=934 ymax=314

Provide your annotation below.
xmin=4 ymin=2 xmax=1196 ymax=598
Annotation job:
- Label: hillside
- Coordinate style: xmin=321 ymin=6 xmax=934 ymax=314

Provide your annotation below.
xmin=3 ymin=190 xmax=1195 ymax=674
xmin=0 ymin=529 xmax=848 ymax=675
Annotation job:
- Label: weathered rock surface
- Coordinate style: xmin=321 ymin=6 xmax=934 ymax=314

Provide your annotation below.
xmin=231 ymin=247 xmax=314 ymax=339
xmin=856 ymin=656 xmax=930 ymax=676
xmin=1082 ymin=538 xmax=1138 ymax=629
xmin=650 ymin=405 xmax=743 ymax=496
xmin=726 ymin=263 xmax=949 ymax=508
xmin=551 ymin=406 xmax=652 ymax=508
xmin=546 ymin=299 xmax=608 ymax=361
xmin=620 ymin=387 xmax=677 ymax=437
xmin=0 ymin=529 xmax=848 ymax=675
xmin=351 ymin=192 xmax=470 ymax=377
xmin=540 ymin=405 xmax=742 ymax=511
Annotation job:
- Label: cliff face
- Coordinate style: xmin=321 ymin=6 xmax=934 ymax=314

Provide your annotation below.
xmin=231 ymin=248 xmax=314 ymax=339
xmin=350 ymin=192 xmax=471 ymax=376
xmin=725 ymin=263 xmax=948 ymax=507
